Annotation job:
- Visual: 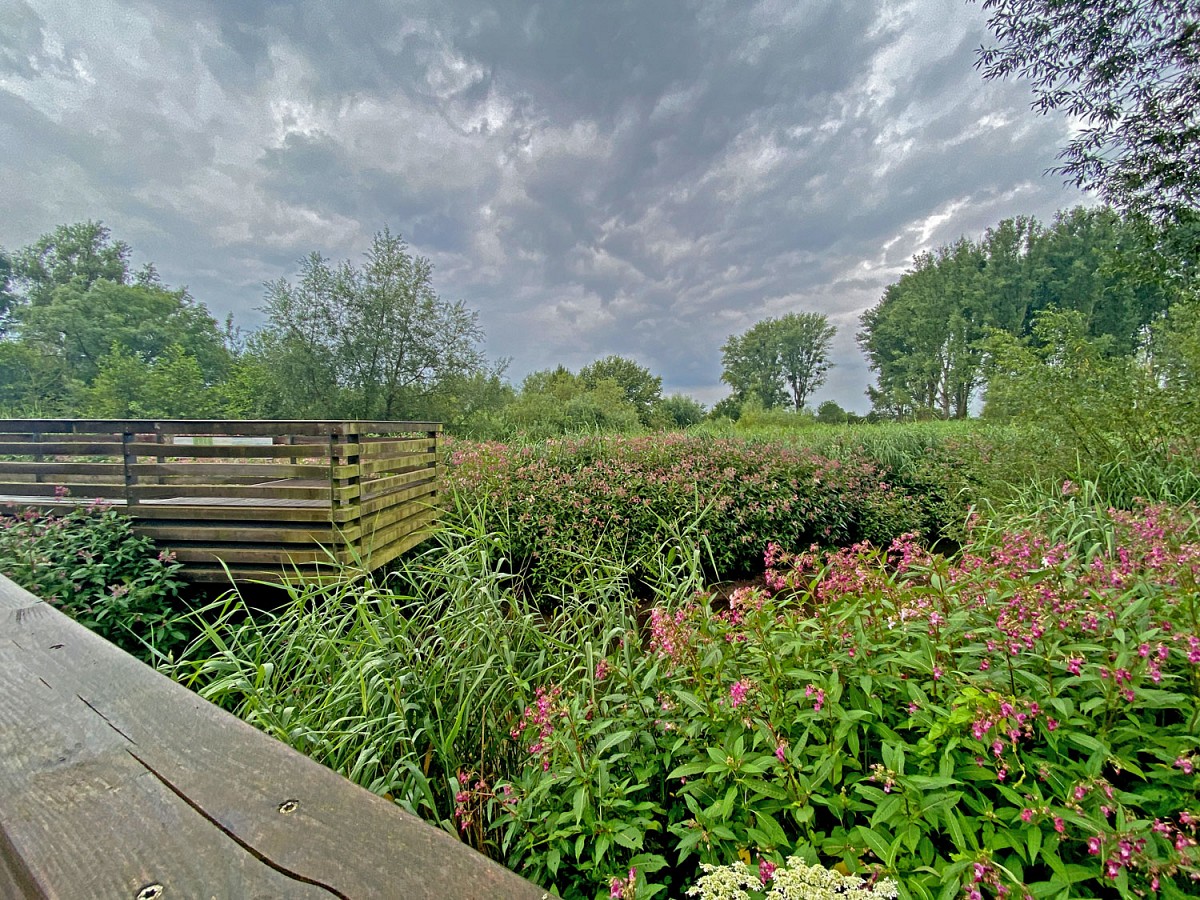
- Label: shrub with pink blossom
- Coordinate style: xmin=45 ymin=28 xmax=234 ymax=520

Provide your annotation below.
xmin=442 ymin=433 xmax=951 ymax=592
xmin=490 ymin=500 xmax=1200 ymax=898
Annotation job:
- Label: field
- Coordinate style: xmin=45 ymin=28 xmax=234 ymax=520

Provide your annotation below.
xmin=11 ymin=421 xmax=1199 ymax=899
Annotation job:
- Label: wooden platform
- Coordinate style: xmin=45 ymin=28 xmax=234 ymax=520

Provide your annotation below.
xmin=0 ymin=419 xmax=443 ymax=582
xmin=0 ymin=574 xmax=545 ymax=899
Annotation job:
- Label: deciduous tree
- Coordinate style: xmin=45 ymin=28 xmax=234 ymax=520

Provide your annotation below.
xmin=976 ymin=0 xmax=1200 ymax=219
xmin=721 ymin=313 xmax=836 ymax=411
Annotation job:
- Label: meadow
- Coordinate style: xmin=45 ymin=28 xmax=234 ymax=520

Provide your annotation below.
xmin=5 ymin=421 xmax=1198 ymax=899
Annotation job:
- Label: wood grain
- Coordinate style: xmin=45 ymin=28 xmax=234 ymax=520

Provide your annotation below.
xmin=0 ymin=576 xmax=545 ymax=899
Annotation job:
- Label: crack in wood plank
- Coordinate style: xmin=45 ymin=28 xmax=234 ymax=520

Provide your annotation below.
xmin=76 ymin=694 xmax=138 ymax=746
xmin=124 ymin=749 xmax=348 ymax=899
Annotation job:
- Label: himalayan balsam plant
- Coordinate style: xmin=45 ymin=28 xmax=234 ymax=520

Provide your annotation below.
xmin=491 ymin=499 xmax=1200 ymax=899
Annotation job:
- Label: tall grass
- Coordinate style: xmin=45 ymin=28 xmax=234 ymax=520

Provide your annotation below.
xmin=170 ymin=501 xmax=707 ymax=849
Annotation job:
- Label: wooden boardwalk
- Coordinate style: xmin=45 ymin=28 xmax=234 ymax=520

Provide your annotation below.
xmin=0 ymin=574 xmax=546 ymax=899
xmin=0 ymin=419 xmax=442 ymax=582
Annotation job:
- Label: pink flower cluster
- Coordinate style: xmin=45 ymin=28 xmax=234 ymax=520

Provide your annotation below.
xmin=511 ymin=685 xmax=563 ymax=771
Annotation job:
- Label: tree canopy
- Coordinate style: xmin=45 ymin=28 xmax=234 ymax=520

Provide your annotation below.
xmin=976 ymin=0 xmax=1200 ymax=220
xmin=252 ymin=229 xmax=488 ymax=419
xmin=721 ymin=313 xmax=836 ymax=412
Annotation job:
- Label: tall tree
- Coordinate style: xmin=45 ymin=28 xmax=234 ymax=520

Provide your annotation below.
xmin=11 ymin=221 xmax=132 ymax=307
xmin=858 ymin=239 xmax=987 ymax=418
xmin=975 ymin=0 xmax=1200 ymax=220
xmin=256 ymin=229 xmax=488 ymax=419
xmin=721 ymin=313 xmax=836 ymax=411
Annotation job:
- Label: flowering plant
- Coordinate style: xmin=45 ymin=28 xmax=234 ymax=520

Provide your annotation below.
xmin=492 ymin=500 xmax=1200 ymax=898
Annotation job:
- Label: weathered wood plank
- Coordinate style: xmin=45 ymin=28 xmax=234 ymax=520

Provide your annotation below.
xmin=359 ymin=437 xmax=437 ymax=459
xmin=0 ymin=576 xmax=545 ymax=898
xmin=0 ymin=462 xmax=125 ymax=476
xmin=130 ymin=484 xmax=329 ymax=501
xmin=0 ymin=483 xmax=127 ymax=499
xmin=125 ymin=443 xmax=333 ymax=459
xmin=128 ymin=463 xmax=334 ymax=479
xmin=0 ymin=442 xmax=123 ymax=456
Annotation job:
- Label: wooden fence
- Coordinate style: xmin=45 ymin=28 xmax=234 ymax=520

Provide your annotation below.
xmin=0 ymin=574 xmax=547 ymax=898
xmin=0 ymin=419 xmax=441 ymax=581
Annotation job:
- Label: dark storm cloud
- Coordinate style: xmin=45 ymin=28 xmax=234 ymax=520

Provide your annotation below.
xmin=1 ymin=0 xmax=1087 ymax=410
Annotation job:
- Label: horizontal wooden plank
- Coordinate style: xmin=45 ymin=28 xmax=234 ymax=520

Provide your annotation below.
xmin=0 ymin=461 xmax=125 ymax=476
xmin=350 ymin=506 xmax=439 ymax=554
xmin=129 ymin=463 xmax=333 ymax=479
xmin=351 ymin=483 xmax=437 ymax=520
xmin=361 ymin=467 xmax=435 ymax=497
xmin=168 ymin=546 xmax=336 ymax=565
xmin=129 ymin=505 xmax=335 ymax=523
xmin=137 ymin=524 xmax=348 ymax=545
xmin=0 ymin=483 xmax=128 ymax=499
xmin=130 ymin=484 xmax=329 ymax=502
xmin=359 ymin=454 xmax=434 ymax=477
xmin=0 ymin=576 xmax=542 ymax=898
xmin=0 ymin=442 xmax=123 ymax=456
xmin=126 ymin=443 xmax=334 ymax=459
xmin=360 ymin=437 xmax=437 ymax=458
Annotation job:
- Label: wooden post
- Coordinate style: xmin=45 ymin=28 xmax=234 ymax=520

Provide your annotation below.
xmin=122 ymin=430 xmax=138 ymax=507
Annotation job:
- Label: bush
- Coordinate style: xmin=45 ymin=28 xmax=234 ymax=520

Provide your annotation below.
xmin=443 ymin=434 xmax=938 ymax=591
xmin=494 ymin=499 xmax=1200 ymax=898
xmin=0 ymin=502 xmax=189 ymax=660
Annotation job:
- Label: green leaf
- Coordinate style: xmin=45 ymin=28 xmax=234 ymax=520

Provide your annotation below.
xmin=742 ymin=777 xmax=788 ymax=800
xmin=594 ymin=729 xmax=633 ymax=757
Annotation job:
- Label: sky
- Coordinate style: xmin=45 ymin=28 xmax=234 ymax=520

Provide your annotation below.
xmin=0 ymin=0 xmax=1089 ymax=412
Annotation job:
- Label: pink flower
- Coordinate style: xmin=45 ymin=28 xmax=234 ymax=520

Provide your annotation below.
xmin=775 ymin=742 xmax=787 ymax=762
xmin=1054 ymin=817 xmax=1065 ymax=834
xmin=1175 ymin=756 xmax=1194 ymax=774
xmin=759 ymin=860 xmax=777 ymax=884
xmin=729 ymin=679 xmax=751 ymax=708
xmin=594 ymin=660 xmax=610 ymax=681
xmin=1020 ymin=808 xmax=1033 ymax=823
xmin=1088 ymin=835 xmax=1102 ymax=855
xmin=1066 ymin=657 xmax=1083 ymax=676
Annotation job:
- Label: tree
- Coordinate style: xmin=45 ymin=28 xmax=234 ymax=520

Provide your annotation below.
xmin=17 ymin=279 xmax=230 ymax=386
xmin=256 ymin=229 xmax=488 ymax=418
xmin=0 ymin=250 xmax=15 ymax=335
xmin=11 ymin=221 xmax=132 ymax=306
xmin=975 ymin=0 xmax=1200 ymax=220
xmin=721 ymin=313 xmax=836 ymax=411
xmin=578 ymin=355 xmax=663 ymax=425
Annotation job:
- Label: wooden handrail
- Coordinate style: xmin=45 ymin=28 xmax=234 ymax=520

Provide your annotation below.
xmin=0 ymin=575 xmax=545 ymax=899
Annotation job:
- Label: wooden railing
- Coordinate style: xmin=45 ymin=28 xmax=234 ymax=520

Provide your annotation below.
xmin=0 ymin=574 xmax=546 ymax=898
xmin=0 ymin=420 xmax=442 ymax=581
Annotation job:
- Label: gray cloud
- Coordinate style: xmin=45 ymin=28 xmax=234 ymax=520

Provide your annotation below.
xmin=1 ymin=0 xmax=1087 ymax=411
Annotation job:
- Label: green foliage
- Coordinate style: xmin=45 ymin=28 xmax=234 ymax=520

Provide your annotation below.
xmin=82 ymin=343 xmax=222 ymax=417
xmin=655 ymin=393 xmax=708 ymax=429
xmin=10 ymin=220 xmax=132 ymax=307
xmin=983 ymin=307 xmax=1200 ymax=504
xmin=173 ymin=491 xmax=1200 ymax=899
xmin=815 ymin=401 xmax=850 ymax=425
xmin=444 ymin=433 xmax=946 ymax=590
xmin=0 ymin=503 xmax=189 ymax=661
xmin=579 ymin=355 xmax=664 ymax=427
xmin=722 ymin=314 xmax=836 ymax=411
xmin=501 ymin=366 xmax=643 ymax=437
xmin=977 ymin=0 xmax=1200 ymax=220
xmin=253 ymin=230 xmax=487 ymax=419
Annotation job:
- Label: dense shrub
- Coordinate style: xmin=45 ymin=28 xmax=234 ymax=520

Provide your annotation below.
xmin=176 ymin=490 xmax=1200 ymax=899
xmin=492 ymin=497 xmax=1200 ymax=898
xmin=443 ymin=434 xmax=945 ymax=590
xmin=0 ymin=502 xmax=189 ymax=660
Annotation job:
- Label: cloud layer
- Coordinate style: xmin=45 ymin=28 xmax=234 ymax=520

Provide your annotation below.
xmin=1 ymin=0 xmax=1087 ymax=409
